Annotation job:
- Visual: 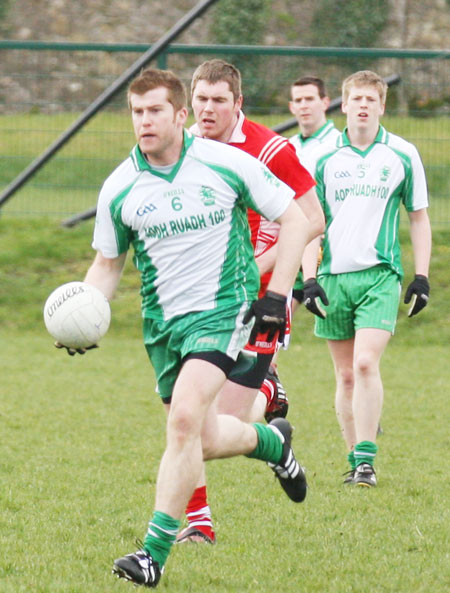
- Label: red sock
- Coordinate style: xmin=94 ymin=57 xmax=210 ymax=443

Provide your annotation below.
xmin=259 ymin=377 xmax=275 ymax=409
xmin=185 ymin=486 xmax=215 ymax=539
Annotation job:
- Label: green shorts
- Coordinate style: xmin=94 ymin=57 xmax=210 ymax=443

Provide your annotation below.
xmin=143 ymin=304 xmax=251 ymax=401
xmin=315 ymin=266 xmax=401 ymax=340
xmin=292 ymin=268 xmax=304 ymax=302
xmin=293 ymin=268 xmax=304 ymax=293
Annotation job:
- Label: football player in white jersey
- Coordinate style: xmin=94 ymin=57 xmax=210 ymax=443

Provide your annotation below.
xmin=289 ymin=76 xmax=340 ymax=165
xmin=57 ymin=68 xmax=315 ymax=588
xmin=288 ymin=76 xmax=340 ymax=312
xmin=302 ymin=70 xmax=432 ymax=488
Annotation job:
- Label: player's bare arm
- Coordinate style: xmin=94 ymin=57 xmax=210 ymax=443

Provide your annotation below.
xmin=267 ymin=200 xmax=312 ymax=297
xmin=301 ymin=236 xmax=322 ymax=280
xmin=255 ymin=187 xmax=325 ymax=278
xmin=84 ymin=251 xmax=127 ymax=301
xmin=404 ymin=208 xmax=432 ymax=317
xmin=408 ymin=208 xmax=432 ymax=277
xmin=295 ymin=186 xmax=325 ymax=239
xmin=244 ymin=200 xmax=312 ymax=344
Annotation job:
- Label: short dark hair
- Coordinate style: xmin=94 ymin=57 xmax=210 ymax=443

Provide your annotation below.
xmin=128 ymin=68 xmax=187 ymax=111
xmin=191 ymin=59 xmax=242 ymax=102
xmin=291 ymin=76 xmax=327 ymax=99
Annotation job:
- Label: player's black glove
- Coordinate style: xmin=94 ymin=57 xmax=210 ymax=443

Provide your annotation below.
xmin=404 ymin=274 xmax=430 ymax=317
xmin=302 ymin=278 xmax=329 ymax=319
xmin=54 ymin=342 xmax=99 ymax=356
xmin=243 ymin=290 xmax=287 ymax=344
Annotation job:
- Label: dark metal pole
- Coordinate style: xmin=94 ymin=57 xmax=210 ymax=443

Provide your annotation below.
xmin=63 ymin=73 xmax=401 ymax=228
xmin=0 ymin=0 xmax=219 ymax=209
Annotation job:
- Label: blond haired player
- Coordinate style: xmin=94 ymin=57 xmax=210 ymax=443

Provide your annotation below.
xmin=302 ymin=70 xmax=432 ymax=487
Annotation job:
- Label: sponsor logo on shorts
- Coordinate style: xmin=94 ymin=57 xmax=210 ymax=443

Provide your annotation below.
xmin=254 ymin=339 xmax=274 ymax=348
xmin=196 ymin=336 xmax=219 ymax=345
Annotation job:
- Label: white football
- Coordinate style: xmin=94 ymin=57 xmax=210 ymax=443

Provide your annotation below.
xmin=43 ymin=281 xmax=111 ymax=348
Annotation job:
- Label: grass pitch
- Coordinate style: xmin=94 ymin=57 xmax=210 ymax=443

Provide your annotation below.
xmin=0 ymin=220 xmax=449 ymax=592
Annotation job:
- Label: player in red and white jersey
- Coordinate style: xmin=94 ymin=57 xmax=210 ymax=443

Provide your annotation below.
xmin=231 ymin=114 xmax=318 ymax=295
xmin=173 ymin=60 xmax=324 ymax=544
xmin=190 ymin=94 xmax=321 ymax=297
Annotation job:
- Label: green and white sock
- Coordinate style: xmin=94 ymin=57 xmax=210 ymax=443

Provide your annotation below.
xmin=143 ymin=511 xmax=180 ymax=568
xmin=246 ymin=422 xmax=283 ymax=464
xmin=354 ymin=440 xmax=378 ymax=468
xmin=348 ymin=450 xmax=356 ymax=470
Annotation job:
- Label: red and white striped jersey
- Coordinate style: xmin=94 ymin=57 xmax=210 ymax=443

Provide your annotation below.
xmin=227 ymin=111 xmax=315 ymax=294
xmin=190 ymin=111 xmax=313 ymax=352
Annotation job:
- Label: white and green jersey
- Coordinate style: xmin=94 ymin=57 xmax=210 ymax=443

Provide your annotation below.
xmin=289 ymin=120 xmax=340 ymax=172
xmin=93 ymin=130 xmax=294 ymax=320
xmin=312 ymin=126 xmax=428 ymax=279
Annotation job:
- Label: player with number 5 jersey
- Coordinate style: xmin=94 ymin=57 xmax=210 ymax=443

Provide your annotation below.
xmin=302 ymin=70 xmax=432 ymax=489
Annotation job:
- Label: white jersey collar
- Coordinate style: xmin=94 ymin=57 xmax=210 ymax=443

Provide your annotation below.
xmin=189 ymin=110 xmax=246 ymax=143
xmin=227 ymin=110 xmax=246 ymax=143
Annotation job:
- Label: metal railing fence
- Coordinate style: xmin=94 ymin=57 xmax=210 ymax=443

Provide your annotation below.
xmin=0 ymin=42 xmax=448 ymax=224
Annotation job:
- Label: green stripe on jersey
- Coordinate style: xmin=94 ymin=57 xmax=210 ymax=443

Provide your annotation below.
xmin=109 ymin=181 xmax=138 ymax=253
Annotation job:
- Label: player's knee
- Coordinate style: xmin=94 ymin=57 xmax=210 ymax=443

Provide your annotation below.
xmin=167 ymin=404 xmax=198 ymax=446
xmin=337 ymin=367 xmax=354 ymax=391
xmin=354 ymin=352 xmax=378 ymax=376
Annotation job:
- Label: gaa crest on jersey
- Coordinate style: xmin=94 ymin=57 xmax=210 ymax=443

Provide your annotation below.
xmin=136 ymin=203 xmax=157 ymax=216
xmin=333 ymin=170 xmax=351 ymax=179
xmin=380 ymin=165 xmax=391 ymax=182
xmin=200 ymin=186 xmax=216 ymax=206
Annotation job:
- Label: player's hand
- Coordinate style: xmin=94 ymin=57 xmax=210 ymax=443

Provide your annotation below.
xmin=243 ymin=290 xmax=287 ymax=344
xmin=54 ymin=342 xmax=99 ymax=356
xmin=302 ymin=278 xmax=329 ymax=319
xmin=404 ymin=274 xmax=430 ymax=317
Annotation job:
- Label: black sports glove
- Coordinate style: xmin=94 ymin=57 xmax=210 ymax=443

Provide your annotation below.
xmin=302 ymin=278 xmax=329 ymax=319
xmin=404 ymin=274 xmax=430 ymax=317
xmin=54 ymin=342 xmax=99 ymax=356
xmin=243 ymin=290 xmax=287 ymax=345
